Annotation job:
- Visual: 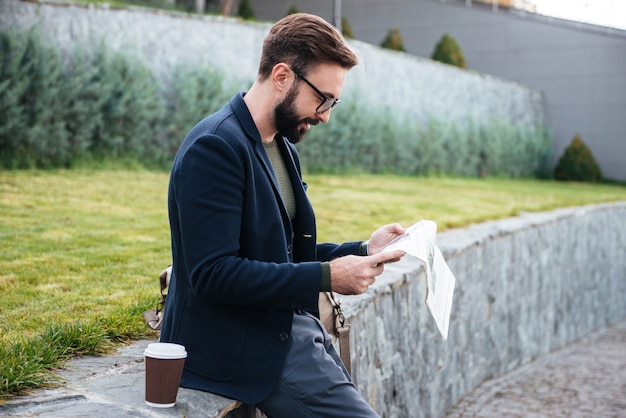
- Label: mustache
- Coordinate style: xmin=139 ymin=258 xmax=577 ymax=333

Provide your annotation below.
xmin=303 ymin=118 xmax=319 ymax=126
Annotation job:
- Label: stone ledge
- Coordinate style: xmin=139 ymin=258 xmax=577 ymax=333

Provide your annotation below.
xmin=0 ymin=339 xmax=256 ymax=418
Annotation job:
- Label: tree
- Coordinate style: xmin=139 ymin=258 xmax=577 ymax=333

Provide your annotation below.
xmin=380 ymin=28 xmax=405 ymax=52
xmin=431 ymin=33 xmax=467 ymax=69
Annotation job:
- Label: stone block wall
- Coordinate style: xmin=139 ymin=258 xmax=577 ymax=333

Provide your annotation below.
xmin=345 ymin=201 xmax=626 ymax=417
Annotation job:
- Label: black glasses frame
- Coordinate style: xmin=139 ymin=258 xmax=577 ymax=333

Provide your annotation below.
xmin=290 ymin=66 xmax=341 ymax=113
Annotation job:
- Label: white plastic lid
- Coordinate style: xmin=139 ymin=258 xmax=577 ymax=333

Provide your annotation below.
xmin=144 ymin=342 xmax=187 ymax=359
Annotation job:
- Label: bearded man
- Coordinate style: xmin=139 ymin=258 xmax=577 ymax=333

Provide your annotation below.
xmin=161 ymin=13 xmax=405 ymax=417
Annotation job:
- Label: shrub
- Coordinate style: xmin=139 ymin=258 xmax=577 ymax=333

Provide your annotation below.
xmin=85 ymin=46 xmax=165 ymax=162
xmin=0 ymin=27 xmax=552 ymax=177
xmin=0 ymin=29 xmax=170 ymax=168
xmin=285 ymin=5 xmax=300 ymax=15
xmin=431 ymin=33 xmax=467 ymax=69
xmin=554 ymin=134 xmax=603 ymax=182
xmin=0 ymin=30 xmax=71 ymax=168
xmin=125 ymin=0 xmax=178 ymax=10
xmin=164 ymin=64 xmax=232 ymax=153
xmin=298 ymin=94 xmax=552 ymax=178
xmin=342 ymin=18 xmax=354 ymax=39
xmin=0 ymin=31 xmax=30 ymax=167
xmin=380 ymin=28 xmax=406 ymax=52
xmin=238 ymin=0 xmax=256 ymax=20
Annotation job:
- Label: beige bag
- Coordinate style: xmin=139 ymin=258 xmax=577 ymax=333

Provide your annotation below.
xmin=318 ymin=291 xmax=352 ymax=375
xmin=142 ymin=266 xmax=170 ymax=331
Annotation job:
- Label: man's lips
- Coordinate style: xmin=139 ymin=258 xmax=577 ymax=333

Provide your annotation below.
xmin=300 ymin=119 xmax=319 ymax=131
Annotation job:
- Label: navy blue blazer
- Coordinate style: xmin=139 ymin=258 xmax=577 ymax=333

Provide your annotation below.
xmin=160 ymin=92 xmax=361 ymax=404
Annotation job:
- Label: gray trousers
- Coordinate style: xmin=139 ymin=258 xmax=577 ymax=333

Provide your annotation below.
xmin=256 ymin=311 xmax=380 ymax=418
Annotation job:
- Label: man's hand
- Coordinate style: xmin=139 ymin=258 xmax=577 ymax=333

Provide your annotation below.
xmin=367 ymin=223 xmax=406 ymax=255
xmin=329 ymin=250 xmax=406 ymax=295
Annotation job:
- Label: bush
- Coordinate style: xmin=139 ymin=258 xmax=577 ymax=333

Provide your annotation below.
xmin=0 ymin=28 xmax=243 ymax=169
xmin=84 ymin=46 xmax=165 ymax=163
xmin=285 ymin=5 xmax=300 ymax=15
xmin=0 ymin=30 xmax=70 ymax=168
xmin=431 ymin=33 xmax=467 ymax=69
xmin=380 ymin=28 xmax=406 ymax=52
xmin=0 ymin=30 xmax=168 ymax=168
xmin=0 ymin=27 xmax=552 ymax=177
xmin=342 ymin=18 xmax=354 ymax=39
xmin=238 ymin=0 xmax=256 ymax=20
xmin=299 ymin=96 xmax=552 ymax=178
xmin=554 ymin=134 xmax=603 ymax=182
xmin=164 ymin=64 xmax=232 ymax=153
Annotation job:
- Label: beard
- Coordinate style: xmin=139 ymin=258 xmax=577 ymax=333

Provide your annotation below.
xmin=274 ymin=87 xmax=317 ymax=144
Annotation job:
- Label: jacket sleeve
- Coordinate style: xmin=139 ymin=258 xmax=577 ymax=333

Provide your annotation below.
xmin=317 ymin=241 xmax=362 ymax=262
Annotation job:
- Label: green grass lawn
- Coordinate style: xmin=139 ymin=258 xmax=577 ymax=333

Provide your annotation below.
xmin=1 ymin=169 xmax=625 ymax=399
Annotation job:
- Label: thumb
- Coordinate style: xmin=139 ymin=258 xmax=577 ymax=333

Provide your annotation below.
xmin=370 ymin=249 xmax=405 ymax=265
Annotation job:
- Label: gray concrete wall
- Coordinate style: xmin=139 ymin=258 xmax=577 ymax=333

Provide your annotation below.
xmin=254 ymin=0 xmax=626 ymax=181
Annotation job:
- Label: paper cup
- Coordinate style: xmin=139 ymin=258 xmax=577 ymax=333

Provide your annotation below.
xmin=144 ymin=342 xmax=187 ymax=408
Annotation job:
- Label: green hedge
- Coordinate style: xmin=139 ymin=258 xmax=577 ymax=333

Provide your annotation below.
xmin=0 ymin=29 xmax=233 ymax=169
xmin=300 ymin=95 xmax=553 ymax=178
xmin=0 ymin=28 xmax=552 ymax=177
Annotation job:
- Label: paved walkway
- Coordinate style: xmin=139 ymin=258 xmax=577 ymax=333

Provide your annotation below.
xmin=1 ymin=322 xmax=625 ymax=417
xmin=446 ymin=321 xmax=626 ymax=418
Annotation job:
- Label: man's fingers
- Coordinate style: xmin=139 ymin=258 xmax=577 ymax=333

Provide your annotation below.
xmin=368 ymin=250 xmax=405 ymax=268
xmin=373 ymin=250 xmax=405 ymax=264
xmin=387 ymin=222 xmax=406 ymax=235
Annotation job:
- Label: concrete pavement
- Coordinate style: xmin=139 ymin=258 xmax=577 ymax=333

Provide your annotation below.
xmin=445 ymin=321 xmax=626 ymax=418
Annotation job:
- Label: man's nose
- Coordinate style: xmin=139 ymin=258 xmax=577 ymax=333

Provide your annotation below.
xmin=316 ymin=109 xmax=332 ymax=124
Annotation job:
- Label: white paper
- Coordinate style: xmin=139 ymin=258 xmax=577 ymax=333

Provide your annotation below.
xmin=383 ymin=220 xmax=456 ymax=340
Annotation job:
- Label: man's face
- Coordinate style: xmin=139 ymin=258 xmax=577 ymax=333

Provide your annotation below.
xmin=274 ymin=86 xmax=319 ymax=144
xmin=274 ymin=63 xmax=347 ymax=144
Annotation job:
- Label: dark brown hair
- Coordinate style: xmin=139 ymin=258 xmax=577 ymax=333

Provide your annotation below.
xmin=258 ymin=13 xmax=359 ymax=80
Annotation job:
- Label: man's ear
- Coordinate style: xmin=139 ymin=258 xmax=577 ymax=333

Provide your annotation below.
xmin=271 ymin=63 xmax=292 ymax=91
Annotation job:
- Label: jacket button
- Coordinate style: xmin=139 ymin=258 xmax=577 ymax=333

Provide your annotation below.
xmin=287 ymin=244 xmax=293 ymax=254
xmin=279 ymin=332 xmax=289 ymax=342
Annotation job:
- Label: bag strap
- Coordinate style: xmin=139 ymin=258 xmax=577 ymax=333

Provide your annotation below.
xmin=328 ymin=292 xmax=351 ymax=375
xmin=155 ymin=266 xmax=171 ymax=315
xmin=159 ymin=265 xmax=171 ymax=297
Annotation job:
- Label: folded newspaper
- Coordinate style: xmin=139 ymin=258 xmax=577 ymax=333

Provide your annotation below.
xmin=383 ymin=220 xmax=456 ymax=340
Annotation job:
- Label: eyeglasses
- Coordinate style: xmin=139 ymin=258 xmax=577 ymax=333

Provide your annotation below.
xmin=290 ymin=66 xmax=341 ymax=114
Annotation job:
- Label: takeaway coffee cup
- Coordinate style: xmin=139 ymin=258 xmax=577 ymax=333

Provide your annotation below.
xmin=144 ymin=342 xmax=187 ymax=408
